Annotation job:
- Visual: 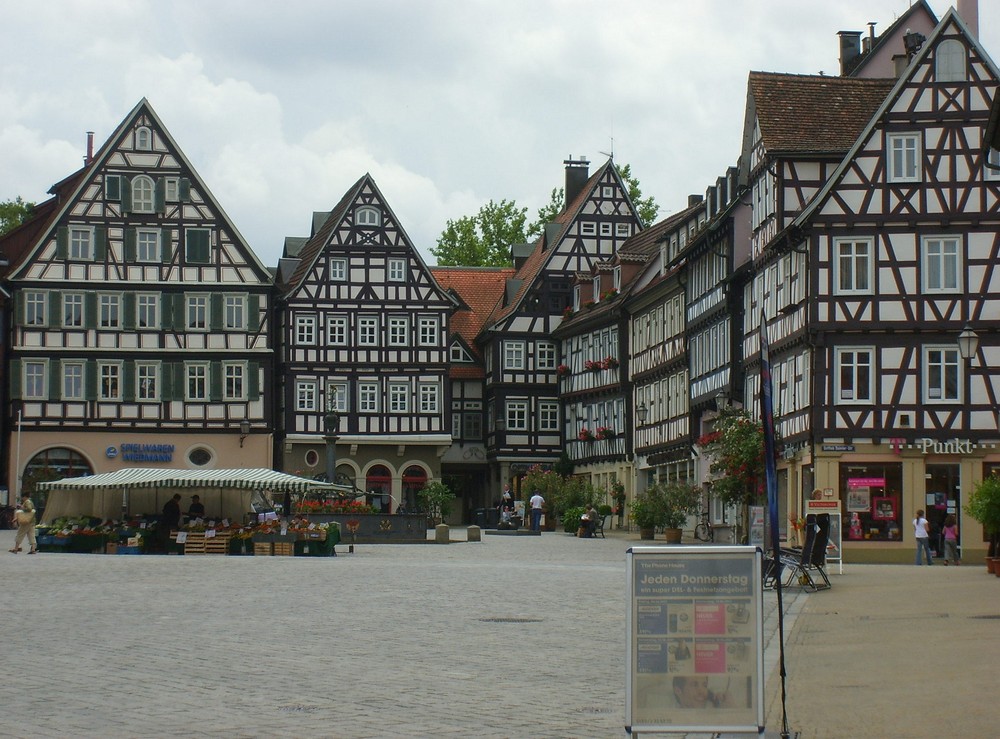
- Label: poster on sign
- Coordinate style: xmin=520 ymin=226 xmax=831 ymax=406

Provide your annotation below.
xmin=625 ymin=546 xmax=764 ymax=735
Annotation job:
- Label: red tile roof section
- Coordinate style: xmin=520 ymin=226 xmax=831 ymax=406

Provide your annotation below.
xmin=431 ymin=266 xmax=514 ymax=359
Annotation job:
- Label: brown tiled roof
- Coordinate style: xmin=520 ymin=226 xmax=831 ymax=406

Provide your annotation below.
xmin=431 ymin=266 xmax=514 ymax=359
xmin=618 ymin=201 xmax=704 ymax=260
xmin=748 ymin=72 xmax=895 ymax=154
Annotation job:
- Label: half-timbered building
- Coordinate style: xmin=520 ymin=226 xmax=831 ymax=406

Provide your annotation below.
xmin=276 ymin=175 xmax=458 ymax=513
xmin=0 ymin=99 xmax=275 ymax=505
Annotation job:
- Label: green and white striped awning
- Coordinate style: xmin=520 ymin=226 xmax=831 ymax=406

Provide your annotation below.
xmin=36 ymin=467 xmax=348 ymax=494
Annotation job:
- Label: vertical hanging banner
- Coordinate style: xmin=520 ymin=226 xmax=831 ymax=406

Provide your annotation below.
xmin=760 ymin=311 xmax=780 ymax=559
xmin=626 ymin=546 xmax=764 ymax=735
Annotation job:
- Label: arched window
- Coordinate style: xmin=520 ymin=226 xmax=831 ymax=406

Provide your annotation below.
xmin=136 ymin=126 xmax=152 ymax=150
xmin=402 ymin=465 xmax=428 ymax=511
xmin=356 ymin=206 xmax=381 ymax=227
xmin=935 ymin=39 xmax=966 ymax=82
xmin=132 ymin=175 xmax=155 ymax=213
xmin=21 ymin=447 xmax=94 ymax=511
xmin=366 ymin=464 xmax=392 ymax=512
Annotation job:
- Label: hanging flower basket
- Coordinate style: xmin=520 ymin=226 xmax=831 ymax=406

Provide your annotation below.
xmin=578 ymin=428 xmax=595 ymax=441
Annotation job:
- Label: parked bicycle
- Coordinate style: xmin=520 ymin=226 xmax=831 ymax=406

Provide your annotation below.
xmin=694 ymin=507 xmax=714 ymax=542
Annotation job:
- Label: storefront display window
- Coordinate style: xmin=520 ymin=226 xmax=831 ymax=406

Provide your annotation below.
xmin=840 ymin=463 xmax=903 ymax=541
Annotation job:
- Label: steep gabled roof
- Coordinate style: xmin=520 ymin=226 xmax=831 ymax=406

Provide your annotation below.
xmin=845 ymin=0 xmax=938 ymax=78
xmin=431 ymin=266 xmax=514 ymax=361
xmin=746 ymin=73 xmax=896 ymax=156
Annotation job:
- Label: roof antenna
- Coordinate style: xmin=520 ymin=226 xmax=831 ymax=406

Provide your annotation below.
xmin=600 ymin=136 xmax=614 ymax=161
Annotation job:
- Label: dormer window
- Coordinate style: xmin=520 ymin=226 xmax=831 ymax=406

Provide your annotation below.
xmin=593 ymin=276 xmax=601 ymax=302
xmin=136 ymin=126 xmax=152 ymax=150
xmin=356 ymin=206 xmax=381 ymax=227
xmin=614 ymin=266 xmax=622 ymax=290
xmin=935 ymin=39 xmax=966 ymax=82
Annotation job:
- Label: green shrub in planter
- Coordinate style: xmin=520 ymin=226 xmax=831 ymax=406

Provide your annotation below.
xmin=563 ymin=506 xmax=586 ymax=533
xmin=598 ymin=504 xmax=613 ymax=518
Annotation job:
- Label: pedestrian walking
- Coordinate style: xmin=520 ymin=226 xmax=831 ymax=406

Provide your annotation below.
xmin=942 ymin=513 xmax=960 ymax=565
xmin=9 ymin=495 xmax=38 ymax=554
xmin=914 ymin=509 xmax=933 ymax=565
xmin=529 ymin=490 xmax=545 ymax=531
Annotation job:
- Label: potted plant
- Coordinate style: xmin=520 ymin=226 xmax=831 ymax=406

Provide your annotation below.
xmin=630 ymin=489 xmax=665 ymax=540
xmin=657 ymin=481 xmax=702 ymax=544
xmin=965 ymin=474 xmax=1000 ymax=568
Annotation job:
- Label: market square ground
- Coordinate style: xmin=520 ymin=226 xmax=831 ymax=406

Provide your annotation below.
xmin=2 ymin=527 xmax=996 ymax=739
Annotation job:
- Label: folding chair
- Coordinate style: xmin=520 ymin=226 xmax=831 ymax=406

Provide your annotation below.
xmin=779 ymin=514 xmax=832 ymax=591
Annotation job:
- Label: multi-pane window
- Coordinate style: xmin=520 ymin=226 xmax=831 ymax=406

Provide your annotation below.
xmin=24 ymin=361 xmax=45 ymax=399
xmin=99 ymin=363 xmax=121 ymax=400
xmin=187 ymin=364 xmax=208 ymax=401
xmin=164 ymin=178 xmax=179 ymax=202
xmin=418 ymin=316 xmax=438 ymax=347
xmin=837 ymin=348 xmax=873 ymax=403
xmin=296 ymin=380 xmax=318 ymax=411
xmin=69 ymin=227 xmax=93 ymax=259
xmin=224 ymin=295 xmax=246 ymax=330
xmin=136 ymin=229 xmax=160 ymax=261
xmin=132 ymin=176 xmax=155 ymax=213
xmin=506 ymin=400 xmax=528 ymax=431
xmin=99 ymin=294 xmax=121 ymax=329
xmin=537 ymin=341 xmax=557 ymax=370
xmin=887 ymin=133 xmax=920 ymax=182
xmin=136 ymin=363 xmax=158 ymax=400
xmin=539 ymin=400 xmax=559 ymax=431
xmin=224 ymin=363 xmax=245 ymax=400
xmin=419 ymin=383 xmax=439 ymax=413
xmin=463 ymin=412 xmax=482 ymax=439
xmin=63 ymin=362 xmax=84 ymax=400
xmin=327 ymin=316 xmax=348 ymax=345
xmin=359 ymin=383 xmax=379 ymax=412
xmin=327 ymin=382 xmax=348 ymax=412
xmin=389 ymin=258 xmax=406 ymax=282
xmin=581 ymin=222 xmax=596 ymax=236
xmin=295 ymin=315 xmax=316 ymax=345
xmin=925 ymin=347 xmax=960 ymax=402
xmin=25 ymin=292 xmax=46 ymax=326
xmin=389 ymin=382 xmax=409 ymax=412
xmin=135 ymin=127 xmax=152 ymax=150
xmin=330 ymin=259 xmax=347 ymax=281
xmin=137 ymin=294 xmax=158 ymax=329
xmin=503 ymin=340 xmax=526 ymax=370
xmin=616 ymin=223 xmax=631 ymax=237
xmin=356 ymin=206 xmax=381 ymax=226
xmin=922 ymin=236 xmax=961 ymax=292
xmin=835 ymin=239 xmax=873 ymax=294
xmin=358 ymin=316 xmax=378 ymax=346
xmin=388 ymin=316 xmax=409 ymax=346
xmin=187 ymin=295 xmax=208 ymax=330
xmin=64 ymin=294 xmax=84 ymax=328
xmin=600 ymin=223 xmax=612 ymax=236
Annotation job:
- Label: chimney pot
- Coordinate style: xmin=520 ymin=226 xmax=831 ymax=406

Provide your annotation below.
xmin=85 ymin=131 xmax=95 ymax=165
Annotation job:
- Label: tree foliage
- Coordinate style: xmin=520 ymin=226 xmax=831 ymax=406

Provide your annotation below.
xmin=617 ymin=163 xmax=659 ymax=227
xmin=526 ymin=187 xmax=563 ymax=239
xmin=697 ymin=407 xmax=765 ymax=508
xmin=0 ymin=197 xmax=35 ymax=236
xmin=431 ymin=199 xmax=527 ymax=267
xmin=417 ymin=480 xmax=456 ymax=522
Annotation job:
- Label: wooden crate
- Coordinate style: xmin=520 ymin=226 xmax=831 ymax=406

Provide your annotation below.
xmin=183 ymin=532 xmax=207 ymax=555
xmin=273 ymin=542 xmax=294 ymax=556
xmin=204 ymin=531 xmax=231 ymax=555
xmin=253 ymin=542 xmax=273 ymax=556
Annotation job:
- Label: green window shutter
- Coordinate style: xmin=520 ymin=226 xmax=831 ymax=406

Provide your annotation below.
xmin=174 ymin=294 xmax=186 ymax=330
xmin=210 ymin=294 xmax=224 ymax=332
xmin=123 ymin=360 xmax=135 ymax=401
xmin=175 ymin=363 xmax=186 ymax=401
xmin=49 ymin=292 xmax=60 ymax=329
xmin=210 ymin=362 xmax=222 ymax=402
xmin=161 ymin=228 xmax=173 ymax=263
xmin=186 ymin=229 xmax=211 ymax=263
xmin=10 ymin=359 xmax=21 ymax=399
xmin=154 ymin=178 xmax=165 ymax=213
xmin=123 ymin=293 xmax=136 ymax=331
xmin=121 ymin=177 xmax=132 ymax=213
xmin=160 ymin=293 xmax=172 ymax=330
xmin=85 ymin=293 xmax=98 ymax=330
xmin=248 ymin=294 xmax=260 ymax=331
xmin=248 ymin=361 xmax=260 ymax=400
xmin=179 ymin=178 xmax=191 ymax=201
xmin=94 ymin=226 xmax=107 ymax=262
xmin=124 ymin=229 xmax=136 ymax=262
xmin=85 ymin=360 xmax=98 ymax=401
xmin=105 ymin=175 xmax=122 ymax=201
xmin=49 ymin=361 xmax=60 ymax=401
xmin=56 ymin=227 xmax=68 ymax=260
xmin=160 ymin=361 xmax=173 ymax=400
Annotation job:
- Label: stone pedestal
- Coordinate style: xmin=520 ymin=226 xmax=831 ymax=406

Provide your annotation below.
xmin=466 ymin=525 xmax=481 ymax=542
xmin=435 ymin=523 xmax=450 ymax=544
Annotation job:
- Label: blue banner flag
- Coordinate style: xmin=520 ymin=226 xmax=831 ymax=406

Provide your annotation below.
xmin=759 ymin=311 xmax=780 ymax=557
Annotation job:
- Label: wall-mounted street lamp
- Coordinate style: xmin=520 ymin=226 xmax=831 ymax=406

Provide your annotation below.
xmin=239 ymin=418 xmax=251 ymax=448
xmin=636 ymin=402 xmax=648 ymax=425
xmin=957 ymin=325 xmax=979 ymax=361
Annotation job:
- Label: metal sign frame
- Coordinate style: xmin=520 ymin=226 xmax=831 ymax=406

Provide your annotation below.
xmin=626 ymin=546 xmax=765 ymax=736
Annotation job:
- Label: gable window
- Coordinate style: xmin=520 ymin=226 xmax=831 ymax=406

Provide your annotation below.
xmin=185 ymin=228 xmax=212 ymax=263
xmin=887 ymin=133 xmax=921 ymax=182
xmin=136 ymin=363 xmax=158 ymax=400
xmin=505 ymin=400 xmax=528 ymax=431
xmin=536 ymin=341 xmax=557 ymax=370
xmin=99 ymin=363 xmax=121 ymax=401
xmin=69 ymin=227 xmax=94 ymax=260
xmin=358 ymin=316 xmax=379 ymax=346
xmin=389 ymin=382 xmax=409 ymax=412
xmin=922 ymin=236 xmax=961 ymax=292
xmin=836 ymin=348 xmax=873 ymax=403
xmin=356 ymin=206 xmax=381 ymax=226
xmin=164 ymin=178 xmax=179 ymax=202
xmin=388 ymin=316 xmax=409 ymax=346
xmin=450 ymin=343 xmax=472 ymax=362
xmin=600 ymin=223 xmax=613 ymax=236
xmin=136 ymin=294 xmax=158 ymax=329
xmin=295 ymin=315 xmax=317 ymax=345
xmin=296 ymin=380 xmax=318 ymax=412
xmin=24 ymin=361 xmax=46 ymax=399
xmin=581 ymin=222 xmax=596 ymax=236
xmin=327 ymin=315 xmax=348 ymax=345
xmin=835 ymin=238 xmax=873 ymax=294
xmin=136 ymin=229 xmax=160 ymax=262
xmin=503 ymin=340 xmax=526 ymax=370
xmin=389 ymin=258 xmax=406 ymax=282
xmin=602 ymin=186 xmax=614 ymax=198
xmin=419 ymin=382 xmax=439 ymax=413
xmin=132 ymin=175 xmax=155 ymax=213
xmin=539 ymin=400 xmax=559 ymax=431
xmin=187 ymin=295 xmax=208 ymax=331
xmin=64 ymin=293 xmax=85 ymax=328
xmin=327 ymin=381 xmax=348 ymax=413
xmin=418 ymin=316 xmax=438 ymax=347
xmin=63 ymin=362 xmax=85 ymax=400
xmin=359 ymin=382 xmax=379 ymax=412
xmin=935 ymin=38 xmax=966 ymax=82
xmin=330 ymin=259 xmax=347 ymax=281
xmin=186 ymin=364 xmax=209 ymax=401
xmin=925 ymin=346 xmax=960 ymax=402
xmin=25 ymin=291 xmax=46 ymax=326
xmin=99 ymin=294 xmax=121 ymax=329
xmin=135 ymin=126 xmax=152 ymax=150
xmin=223 ymin=363 xmax=245 ymax=400
xmin=616 ymin=223 xmax=631 ymax=238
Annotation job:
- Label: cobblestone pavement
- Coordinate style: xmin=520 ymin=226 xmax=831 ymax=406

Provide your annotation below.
xmin=0 ymin=526 xmax=881 ymax=739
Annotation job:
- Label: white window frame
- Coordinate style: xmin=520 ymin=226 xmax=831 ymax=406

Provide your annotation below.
xmin=136 ymin=229 xmax=160 ymax=262
xmin=358 ymin=316 xmax=379 ymax=346
xmin=224 ymin=295 xmax=246 ymax=330
xmin=327 ymin=315 xmax=348 ymax=346
xmin=136 ymin=362 xmax=159 ymax=401
xmin=600 ymin=223 xmax=612 ymax=236
xmin=536 ymin=341 xmax=557 ymax=370
xmin=581 ymin=222 xmax=596 ymax=236
xmin=935 ymin=38 xmax=966 ymax=82
xmin=887 ymin=132 xmax=921 ymax=183
xmin=330 ymin=258 xmax=347 ymax=281
xmin=359 ymin=382 xmax=379 ymax=412
xmin=25 ymin=291 xmax=46 ymax=326
xmin=356 ymin=206 xmax=381 ymax=226
xmin=296 ymin=380 xmax=318 ymax=412
xmin=419 ymin=383 xmax=439 ymax=413
xmin=99 ymin=293 xmax=121 ymax=329
xmin=388 ymin=316 xmax=409 ymax=347
xmin=922 ymin=236 xmax=961 ymax=293
xmin=327 ymin=381 xmax=348 ymax=413
xmin=99 ymin=362 xmax=122 ymax=401
xmin=186 ymin=363 xmax=209 ymax=401
xmin=616 ymin=223 xmax=631 ymax=238
xmin=63 ymin=361 xmax=85 ymax=401
xmin=24 ymin=361 xmax=46 ymax=400
xmin=295 ymin=315 xmax=317 ymax=345
xmin=835 ymin=347 xmax=873 ymax=404
xmin=834 ymin=238 xmax=874 ymax=295
xmin=137 ymin=294 xmax=159 ymax=329
xmin=164 ymin=177 xmax=179 ymax=202
xmin=223 ymin=362 xmax=246 ymax=401
xmin=418 ymin=316 xmax=438 ymax=347
xmin=132 ymin=175 xmax=155 ymax=213
xmin=506 ymin=400 xmax=528 ymax=431
xmin=186 ymin=295 xmax=208 ymax=331
xmin=135 ymin=126 xmax=152 ymax=150
xmin=69 ymin=226 xmax=94 ymax=260
xmin=389 ymin=382 xmax=409 ymax=412
xmin=538 ymin=400 xmax=559 ymax=431
xmin=924 ymin=346 xmax=960 ymax=403
xmin=388 ymin=258 xmax=406 ymax=282
xmin=503 ymin=340 xmax=526 ymax=370
xmin=63 ymin=293 xmax=85 ymax=328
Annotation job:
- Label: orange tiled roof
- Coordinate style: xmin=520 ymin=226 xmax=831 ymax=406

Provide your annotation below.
xmin=431 ymin=265 xmax=514 ymax=357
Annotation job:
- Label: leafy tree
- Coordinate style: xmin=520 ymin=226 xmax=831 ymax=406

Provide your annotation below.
xmin=527 ymin=188 xmax=563 ymax=239
xmin=431 ymin=199 xmax=527 ymax=267
xmin=697 ymin=406 xmax=765 ymax=509
xmin=0 ymin=197 xmax=35 ymax=236
xmin=617 ymin=163 xmax=659 ymax=227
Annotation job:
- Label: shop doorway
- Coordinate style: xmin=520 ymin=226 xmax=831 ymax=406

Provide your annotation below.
xmin=925 ymin=464 xmax=960 ymax=559
xmin=365 ymin=465 xmax=392 ymax=513
xmin=401 ymin=465 xmax=428 ymax=513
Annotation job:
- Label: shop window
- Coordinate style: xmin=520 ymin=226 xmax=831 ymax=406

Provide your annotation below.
xmin=402 ymin=465 xmax=428 ymax=512
xmin=840 ymin=462 xmax=903 ymax=542
xmin=366 ymin=465 xmax=392 ymax=512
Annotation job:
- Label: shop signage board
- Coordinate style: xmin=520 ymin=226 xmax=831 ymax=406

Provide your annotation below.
xmin=625 ymin=546 xmax=764 ymax=736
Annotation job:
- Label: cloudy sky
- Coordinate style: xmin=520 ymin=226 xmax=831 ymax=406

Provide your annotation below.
xmin=2 ymin=1 xmax=996 ymax=267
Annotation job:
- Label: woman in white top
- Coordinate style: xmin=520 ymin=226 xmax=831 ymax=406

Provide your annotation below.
xmin=913 ymin=509 xmax=933 ymax=565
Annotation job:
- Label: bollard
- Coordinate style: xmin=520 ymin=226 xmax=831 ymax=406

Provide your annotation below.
xmin=435 ymin=523 xmax=450 ymax=544
xmin=466 ymin=525 xmax=481 ymax=542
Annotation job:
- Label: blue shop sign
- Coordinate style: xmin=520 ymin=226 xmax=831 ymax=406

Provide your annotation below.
xmin=108 ymin=443 xmax=175 ymax=463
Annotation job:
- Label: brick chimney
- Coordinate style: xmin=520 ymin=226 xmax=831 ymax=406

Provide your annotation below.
xmin=563 ymin=156 xmax=590 ymax=210
xmin=957 ymin=0 xmax=979 ymax=40
xmin=838 ymin=31 xmax=863 ymax=75
xmin=85 ymin=131 xmax=94 ymax=165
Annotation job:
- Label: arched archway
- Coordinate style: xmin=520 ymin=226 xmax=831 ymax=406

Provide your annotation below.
xmin=365 ymin=465 xmax=392 ymax=512
xmin=401 ymin=465 xmax=429 ymax=512
xmin=22 ymin=447 xmax=94 ymax=513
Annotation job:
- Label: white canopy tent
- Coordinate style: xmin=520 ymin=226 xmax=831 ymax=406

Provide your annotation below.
xmin=36 ymin=468 xmax=347 ymax=524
